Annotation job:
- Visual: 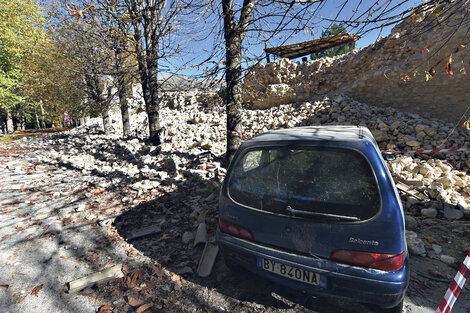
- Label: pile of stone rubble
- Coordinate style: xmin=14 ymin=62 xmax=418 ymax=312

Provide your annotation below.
xmin=6 ymin=92 xmax=470 ymax=307
xmin=37 ymin=93 xmax=470 ymax=221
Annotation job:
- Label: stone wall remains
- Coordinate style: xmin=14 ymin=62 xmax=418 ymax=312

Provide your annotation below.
xmin=243 ymin=1 xmax=470 ymax=123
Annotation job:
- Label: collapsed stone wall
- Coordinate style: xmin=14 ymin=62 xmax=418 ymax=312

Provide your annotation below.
xmin=76 ymin=92 xmax=470 ymax=217
xmin=243 ymin=1 xmax=470 ymax=123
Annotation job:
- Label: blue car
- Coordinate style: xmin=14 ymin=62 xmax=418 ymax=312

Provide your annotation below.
xmin=217 ymin=126 xmax=409 ymax=312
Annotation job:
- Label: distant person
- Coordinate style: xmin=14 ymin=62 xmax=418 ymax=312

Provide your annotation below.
xmin=2 ymin=121 xmax=6 ymax=134
xmin=64 ymin=111 xmax=71 ymax=127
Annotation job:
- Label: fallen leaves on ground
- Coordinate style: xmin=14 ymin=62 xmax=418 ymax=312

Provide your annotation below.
xmin=422 ymin=235 xmax=437 ymax=243
xmin=40 ymin=232 xmax=53 ymax=239
xmin=123 ymin=270 xmax=145 ymax=289
xmin=61 ymin=218 xmax=72 ymax=225
xmin=446 ymin=54 xmax=453 ymax=78
xmin=170 ymin=272 xmax=183 ymax=291
xmin=15 ymin=226 xmax=22 ymax=231
xmin=97 ymin=304 xmax=113 ymax=313
xmin=135 ymin=303 xmax=153 ymax=313
xmin=157 ymin=234 xmax=170 ymax=241
xmin=31 ymin=284 xmax=43 ymax=296
xmin=127 ymin=294 xmax=146 ymax=307
xmin=139 ymin=283 xmax=153 ymax=291
xmin=91 ymin=188 xmax=106 ymax=195
xmin=13 ymin=292 xmax=26 ymax=304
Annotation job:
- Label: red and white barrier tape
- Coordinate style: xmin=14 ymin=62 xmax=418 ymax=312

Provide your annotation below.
xmin=382 ymin=148 xmax=470 ymax=154
xmin=436 ymin=252 xmax=470 ymax=313
xmin=168 ymin=137 xmax=179 ymax=152
xmin=231 ymin=130 xmax=250 ymax=140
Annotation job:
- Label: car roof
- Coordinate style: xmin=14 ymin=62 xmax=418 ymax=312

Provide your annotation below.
xmin=245 ymin=125 xmax=376 ymax=144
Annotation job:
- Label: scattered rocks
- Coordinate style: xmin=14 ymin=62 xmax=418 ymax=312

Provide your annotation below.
xmin=405 ymin=215 xmax=418 ymax=230
xmin=440 ymin=255 xmax=457 ymax=265
xmin=444 ymin=205 xmax=464 ymax=220
xmin=421 ymin=208 xmax=438 ymax=218
xmin=2 ymin=72 xmax=468 ymax=313
xmin=75 ymin=203 xmax=86 ymax=212
xmin=48 ymin=221 xmax=63 ymax=234
xmin=432 ymin=244 xmax=442 ymax=254
xmin=242 ymin=0 xmax=470 ymax=126
xmin=182 ymin=231 xmax=195 ymax=245
xmin=406 ymin=231 xmax=426 ymax=256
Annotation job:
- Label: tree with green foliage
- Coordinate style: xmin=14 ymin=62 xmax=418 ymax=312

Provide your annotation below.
xmin=310 ymin=23 xmax=355 ymax=60
xmin=21 ymin=31 xmax=85 ymax=128
xmin=0 ymin=0 xmax=47 ymax=132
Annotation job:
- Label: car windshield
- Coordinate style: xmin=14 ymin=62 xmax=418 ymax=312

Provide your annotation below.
xmin=228 ymin=146 xmax=380 ymax=221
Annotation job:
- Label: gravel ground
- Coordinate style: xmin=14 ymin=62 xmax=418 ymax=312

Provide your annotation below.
xmin=1 ymin=134 xmax=470 ymax=313
xmin=0 ymin=149 xmax=106 ymax=312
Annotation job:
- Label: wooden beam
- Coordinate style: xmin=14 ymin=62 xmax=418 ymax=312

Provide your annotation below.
xmin=67 ymin=264 xmax=123 ymax=293
xmin=265 ymin=33 xmax=360 ymax=60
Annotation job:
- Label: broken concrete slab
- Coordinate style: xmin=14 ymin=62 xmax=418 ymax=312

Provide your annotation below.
xmin=127 ymin=225 xmax=162 ymax=240
xmin=193 ymin=222 xmax=208 ymax=247
xmin=197 ymin=243 xmax=219 ymax=278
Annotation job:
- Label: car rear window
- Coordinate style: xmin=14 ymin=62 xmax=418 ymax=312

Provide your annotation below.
xmin=227 ymin=147 xmax=380 ymax=221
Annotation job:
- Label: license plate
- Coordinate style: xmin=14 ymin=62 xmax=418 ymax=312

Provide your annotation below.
xmin=257 ymin=258 xmax=326 ymax=288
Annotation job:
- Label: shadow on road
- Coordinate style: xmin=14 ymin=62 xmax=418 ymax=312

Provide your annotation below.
xmin=112 ymin=161 xmax=390 ymax=313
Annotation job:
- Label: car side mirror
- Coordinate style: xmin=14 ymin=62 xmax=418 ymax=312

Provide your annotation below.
xmin=382 ymin=153 xmax=396 ymax=161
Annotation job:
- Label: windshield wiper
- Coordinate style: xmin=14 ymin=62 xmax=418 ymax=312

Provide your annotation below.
xmin=285 ymin=206 xmax=360 ymax=221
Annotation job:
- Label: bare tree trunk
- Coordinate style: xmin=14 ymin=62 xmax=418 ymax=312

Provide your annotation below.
xmin=225 ymin=36 xmax=244 ymax=165
xmin=102 ymin=111 xmax=110 ymax=133
xmin=116 ymin=51 xmax=131 ymax=137
xmin=119 ymin=83 xmax=131 ymax=137
xmin=146 ymin=55 xmax=160 ymax=144
xmin=131 ymin=14 xmax=153 ymax=137
xmin=222 ymin=0 xmax=255 ymax=165
xmin=40 ymin=102 xmax=45 ymax=128
xmin=144 ymin=12 xmax=161 ymax=143
xmin=20 ymin=118 xmax=25 ymax=130
xmin=35 ymin=111 xmax=40 ymax=129
xmin=129 ymin=0 xmax=162 ymax=146
xmin=6 ymin=110 xmax=14 ymax=133
xmin=17 ymin=105 xmax=25 ymax=130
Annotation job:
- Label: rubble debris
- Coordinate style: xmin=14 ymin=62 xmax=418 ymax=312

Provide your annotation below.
xmin=421 ymin=208 xmax=438 ymax=218
xmin=440 ymin=255 xmax=457 ymax=265
xmin=396 ymin=182 xmax=429 ymax=202
xmin=197 ymin=243 xmax=219 ymax=278
xmin=406 ymin=231 xmax=426 ymax=256
xmin=193 ymin=222 xmax=208 ymax=247
xmin=181 ymin=231 xmax=195 ymax=245
xmin=135 ymin=303 xmax=153 ymax=313
xmin=67 ymin=264 xmax=124 ymax=293
xmin=31 ymin=284 xmax=43 ymax=296
xmin=127 ymin=225 xmax=162 ymax=241
xmin=126 ymin=294 xmax=146 ymax=307
xmin=444 ymin=206 xmax=464 ymax=220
